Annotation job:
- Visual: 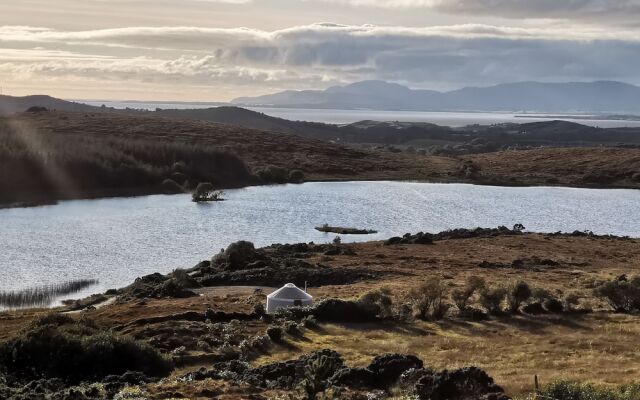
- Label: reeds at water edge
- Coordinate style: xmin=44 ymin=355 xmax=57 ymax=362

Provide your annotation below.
xmin=0 ymin=279 xmax=99 ymax=309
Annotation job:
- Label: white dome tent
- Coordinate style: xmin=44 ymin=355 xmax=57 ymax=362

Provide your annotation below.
xmin=266 ymin=283 xmax=313 ymax=314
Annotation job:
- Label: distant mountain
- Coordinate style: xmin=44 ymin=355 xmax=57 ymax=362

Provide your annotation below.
xmin=0 ymin=95 xmax=100 ymax=115
xmin=233 ymin=80 xmax=640 ymax=113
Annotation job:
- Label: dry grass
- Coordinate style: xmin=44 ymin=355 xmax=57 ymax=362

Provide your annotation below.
xmin=256 ymin=313 xmax=640 ymax=396
xmin=3 ymin=233 xmax=640 ymax=398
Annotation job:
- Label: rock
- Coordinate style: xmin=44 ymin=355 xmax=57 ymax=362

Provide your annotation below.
xmin=522 ymin=302 xmax=546 ymax=315
xmin=330 ymin=368 xmax=377 ymax=389
xmin=414 ymin=367 xmax=507 ymax=400
xmin=543 ymin=298 xmax=564 ymax=313
xmin=313 ymin=299 xmax=378 ymax=322
xmin=384 ymin=237 xmax=403 ymax=245
xmin=223 ymin=241 xmax=258 ymax=269
xmin=367 ymin=354 xmax=423 ymax=386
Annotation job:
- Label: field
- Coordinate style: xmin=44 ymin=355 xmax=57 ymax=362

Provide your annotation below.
xmin=1 ymin=231 xmax=640 ymax=398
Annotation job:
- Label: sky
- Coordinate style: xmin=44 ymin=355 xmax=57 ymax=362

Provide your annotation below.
xmin=1 ymin=0 xmax=640 ymax=101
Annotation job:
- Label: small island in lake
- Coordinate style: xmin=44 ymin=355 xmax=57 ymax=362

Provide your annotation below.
xmin=315 ymin=224 xmax=378 ymax=234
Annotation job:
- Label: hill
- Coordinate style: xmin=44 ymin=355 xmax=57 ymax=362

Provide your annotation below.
xmin=233 ymin=80 xmax=640 ymax=113
xmin=0 ymin=95 xmax=99 ymax=115
xmin=0 ymin=110 xmax=454 ymax=206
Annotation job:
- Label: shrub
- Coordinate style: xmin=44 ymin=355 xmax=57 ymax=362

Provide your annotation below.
xmin=537 ymin=380 xmax=640 ymax=400
xmin=543 ymin=298 xmax=564 ymax=313
xmin=0 ymin=315 xmax=172 ymax=383
xmin=288 ymin=169 xmax=305 ymax=183
xmin=256 ymin=165 xmax=289 ymax=184
xmin=333 ymin=236 xmax=342 ymax=245
xmin=452 ymin=276 xmax=485 ymax=312
xmin=357 ymin=288 xmax=393 ymax=319
xmin=479 ymin=286 xmax=507 ymax=315
xmin=220 ymin=240 xmax=257 ymax=269
xmin=171 ymin=268 xmax=199 ymax=289
xmin=297 ymin=355 xmax=342 ymax=400
xmin=563 ymin=292 xmax=580 ymax=312
xmin=192 ymin=182 xmax=223 ymax=202
xmin=313 ymin=299 xmax=378 ymax=322
xmin=594 ymin=276 xmax=640 ymax=312
xmin=266 ymin=326 xmax=283 ymax=342
xmin=161 ymin=178 xmax=184 ymax=194
xmin=506 ymin=281 xmax=532 ymax=313
xmin=410 ymin=278 xmax=450 ymax=320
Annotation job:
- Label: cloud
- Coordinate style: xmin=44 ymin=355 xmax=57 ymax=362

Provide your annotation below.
xmin=2 ymin=22 xmax=640 ymax=100
xmin=314 ymin=0 xmax=640 ymax=26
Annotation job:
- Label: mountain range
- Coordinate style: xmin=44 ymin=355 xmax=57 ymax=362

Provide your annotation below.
xmin=232 ymin=80 xmax=640 ymax=113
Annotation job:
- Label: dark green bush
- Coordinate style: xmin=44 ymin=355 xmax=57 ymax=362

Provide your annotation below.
xmin=0 ymin=314 xmax=172 ymax=383
xmin=161 ymin=178 xmax=184 ymax=194
xmin=266 ymin=326 xmax=283 ymax=342
xmin=288 ymin=169 xmax=305 ymax=183
xmin=256 ymin=165 xmax=289 ymax=184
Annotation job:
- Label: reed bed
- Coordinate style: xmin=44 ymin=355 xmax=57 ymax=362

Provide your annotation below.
xmin=0 ymin=279 xmax=99 ymax=308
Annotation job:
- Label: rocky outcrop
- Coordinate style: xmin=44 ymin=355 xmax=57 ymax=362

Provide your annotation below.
xmin=414 ymin=367 xmax=509 ymax=400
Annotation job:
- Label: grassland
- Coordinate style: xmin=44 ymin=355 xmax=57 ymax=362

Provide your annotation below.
xmin=2 ymin=232 xmax=640 ymax=398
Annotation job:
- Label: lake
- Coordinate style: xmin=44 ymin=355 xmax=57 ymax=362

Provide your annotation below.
xmin=1 ymin=181 xmax=639 ymax=306
xmin=79 ymin=100 xmax=640 ymax=128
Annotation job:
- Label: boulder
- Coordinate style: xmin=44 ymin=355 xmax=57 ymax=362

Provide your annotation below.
xmin=414 ymin=367 xmax=507 ymax=400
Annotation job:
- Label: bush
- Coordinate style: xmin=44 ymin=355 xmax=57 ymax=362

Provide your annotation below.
xmin=479 ymin=286 xmax=507 ymax=315
xmin=357 ymin=288 xmax=393 ymax=319
xmin=410 ymin=278 xmax=450 ymax=320
xmin=192 ymin=182 xmax=223 ymax=202
xmin=220 ymin=241 xmax=257 ymax=269
xmin=256 ymin=165 xmax=289 ymax=184
xmin=171 ymin=268 xmax=199 ymax=289
xmin=297 ymin=354 xmax=343 ymax=400
xmin=452 ymin=276 xmax=485 ymax=312
xmin=313 ymin=299 xmax=378 ymax=322
xmin=563 ymin=292 xmax=580 ymax=312
xmin=507 ymin=281 xmax=532 ymax=313
xmin=537 ymin=380 xmax=640 ymax=400
xmin=0 ymin=315 xmax=172 ymax=383
xmin=161 ymin=178 xmax=184 ymax=194
xmin=543 ymin=298 xmax=564 ymax=313
xmin=594 ymin=276 xmax=640 ymax=312
xmin=266 ymin=326 xmax=283 ymax=342
xmin=288 ymin=169 xmax=305 ymax=183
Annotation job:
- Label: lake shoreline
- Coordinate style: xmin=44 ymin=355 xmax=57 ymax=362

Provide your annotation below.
xmin=2 ymin=228 xmax=640 ymax=398
xmin=3 ymin=175 xmax=640 ymax=210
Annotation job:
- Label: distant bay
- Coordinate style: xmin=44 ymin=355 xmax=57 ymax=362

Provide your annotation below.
xmin=78 ymin=101 xmax=640 ymax=128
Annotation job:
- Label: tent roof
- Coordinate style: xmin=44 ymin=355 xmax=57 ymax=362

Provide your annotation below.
xmin=267 ymin=283 xmax=313 ymax=300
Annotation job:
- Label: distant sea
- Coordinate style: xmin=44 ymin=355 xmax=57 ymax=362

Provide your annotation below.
xmin=79 ymin=100 xmax=640 ymax=128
